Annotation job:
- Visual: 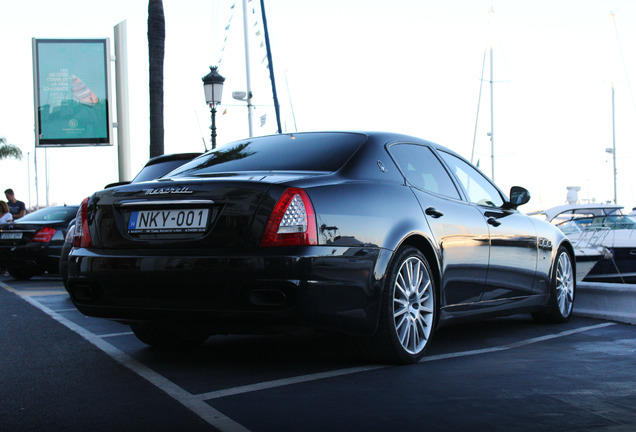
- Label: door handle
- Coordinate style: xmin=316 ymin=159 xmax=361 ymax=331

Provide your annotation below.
xmin=425 ymin=207 xmax=444 ymax=218
xmin=487 ymin=217 xmax=501 ymax=227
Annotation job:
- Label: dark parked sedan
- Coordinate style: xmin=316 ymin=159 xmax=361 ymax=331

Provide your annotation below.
xmin=67 ymin=131 xmax=575 ymax=364
xmin=0 ymin=205 xmax=78 ymax=280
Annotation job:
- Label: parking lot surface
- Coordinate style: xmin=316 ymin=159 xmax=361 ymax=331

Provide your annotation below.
xmin=2 ymin=275 xmax=636 ymax=432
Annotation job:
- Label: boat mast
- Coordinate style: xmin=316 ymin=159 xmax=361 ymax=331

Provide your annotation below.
xmin=611 ymin=82 xmax=617 ymax=204
xmin=260 ymin=0 xmax=282 ymax=134
xmin=488 ymin=6 xmax=495 ymax=182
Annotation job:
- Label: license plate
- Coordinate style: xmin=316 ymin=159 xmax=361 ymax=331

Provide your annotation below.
xmin=1 ymin=232 xmax=22 ymax=240
xmin=128 ymin=209 xmax=209 ymax=234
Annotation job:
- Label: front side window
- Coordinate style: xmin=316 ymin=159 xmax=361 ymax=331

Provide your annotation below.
xmin=439 ymin=151 xmax=504 ymax=207
xmin=389 ymin=144 xmax=461 ymax=199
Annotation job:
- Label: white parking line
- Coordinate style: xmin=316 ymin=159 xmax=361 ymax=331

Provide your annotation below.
xmin=14 ymin=287 xmax=617 ymax=432
xmin=419 ymin=322 xmax=616 ymax=362
xmin=20 ymin=295 xmax=252 ymax=432
xmin=100 ymin=331 xmax=135 ymax=338
xmin=193 ymin=322 xmax=616 ymax=401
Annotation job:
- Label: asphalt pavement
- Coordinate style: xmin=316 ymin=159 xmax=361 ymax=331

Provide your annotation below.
xmin=0 ymin=285 xmax=219 ymax=432
xmin=2 ymin=275 xmax=636 ymax=432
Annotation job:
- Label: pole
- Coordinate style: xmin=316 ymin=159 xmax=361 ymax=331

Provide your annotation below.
xmin=489 ymin=43 xmax=495 ymax=182
xmin=242 ymin=0 xmax=254 ymax=137
xmin=114 ymin=21 xmax=132 ymax=182
xmin=284 ymin=71 xmax=298 ymax=132
xmin=260 ymin=0 xmax=282 ymax=134
xmin=26 ymin=152 xmax=31 ymax=209
xmin=210 ymin=104 xmax=218 ymax=149
xmin=45 ymin=147 xmax=49 ymax=207
xmin=33 ymin=143 xmax=39 ymax=210
xmin=612 ymin=83 xmax=617 ymax=204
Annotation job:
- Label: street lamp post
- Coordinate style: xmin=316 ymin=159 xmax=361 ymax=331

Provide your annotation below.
xmin=202 ymin=66 xmax=225 ymax=149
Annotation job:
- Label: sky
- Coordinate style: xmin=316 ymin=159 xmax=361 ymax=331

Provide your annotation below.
xmin=1 ymin=0 xmax=635 ymax=213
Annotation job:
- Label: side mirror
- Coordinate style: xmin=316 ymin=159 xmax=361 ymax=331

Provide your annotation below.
xmin=505 ymin=186 xmax=530 ymax=209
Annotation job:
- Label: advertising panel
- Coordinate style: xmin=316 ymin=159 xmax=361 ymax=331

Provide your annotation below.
xmin=33 ymin=39 xmax=112 ymax=146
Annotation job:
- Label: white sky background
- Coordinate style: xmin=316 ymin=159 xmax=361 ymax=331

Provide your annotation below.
xmin=1 ymin=0 xmax=635 ymax=213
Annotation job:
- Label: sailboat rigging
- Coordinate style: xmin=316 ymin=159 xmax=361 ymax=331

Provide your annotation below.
xmin=471 ymin=7 xmax=496 ymax=181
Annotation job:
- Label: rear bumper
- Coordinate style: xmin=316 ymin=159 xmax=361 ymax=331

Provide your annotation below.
xmin=67 ymin=246 xmax=390 ymax=336
xmin=0 ymin=244 xmax=61 ymax=273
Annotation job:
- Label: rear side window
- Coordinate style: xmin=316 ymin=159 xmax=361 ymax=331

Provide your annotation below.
xmin=390 ymin=144 xmax=461 ymax=199
xmin=133 ymin=159 xmax=197 ymax=183
xmin=169 ymin=133 xmax=367 ymax=177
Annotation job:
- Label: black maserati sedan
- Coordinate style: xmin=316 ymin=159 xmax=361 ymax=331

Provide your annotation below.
xmin=0 ymin=205 xmax=79 ymax=280
xmin=67 ymin=131 xmax=575 ymax=364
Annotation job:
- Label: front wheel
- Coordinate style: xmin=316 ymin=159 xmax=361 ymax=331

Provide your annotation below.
xmin=366 ymin=246 xmax=437 ymax=364
xmin=533 ymin=246 xmax=575 ymax=323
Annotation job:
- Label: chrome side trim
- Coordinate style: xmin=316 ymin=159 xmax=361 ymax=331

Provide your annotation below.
xmin=118 ymin=200 xmax=215 ymax=207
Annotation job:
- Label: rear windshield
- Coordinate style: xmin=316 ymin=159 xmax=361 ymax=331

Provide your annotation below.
xmin=19 ymin=206 xmax=78 ymax=223
xmin=133 ymin=158 xmax=199 ymax=183
xmin=167 ymin=132 xmax=367 ymax=177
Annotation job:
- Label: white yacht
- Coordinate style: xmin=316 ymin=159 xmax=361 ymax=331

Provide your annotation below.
xmin=535 ymin=203 xmax=636 ymax=283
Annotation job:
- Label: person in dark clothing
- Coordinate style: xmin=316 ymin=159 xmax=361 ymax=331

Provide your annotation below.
xmin=4 ymin=189 xmax=25 ymax=220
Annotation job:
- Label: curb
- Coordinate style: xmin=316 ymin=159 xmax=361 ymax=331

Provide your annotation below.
xmin=574 ymin=282 xmax=636 ymax=325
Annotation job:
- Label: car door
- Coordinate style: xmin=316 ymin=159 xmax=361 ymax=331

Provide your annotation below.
xmin=438 ymin=151 xmax=538 ymax=301
xmin=388 ymin=143 xmax=490 ymax=310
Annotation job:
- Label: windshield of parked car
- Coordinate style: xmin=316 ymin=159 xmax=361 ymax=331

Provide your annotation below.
xmin=18 ymin=206 xmax=78 ymax=223
xmin=167 ymin=132 xmax=367 ymax=177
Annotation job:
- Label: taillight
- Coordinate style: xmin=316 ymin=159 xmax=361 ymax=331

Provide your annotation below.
xmin=260 ymin=188 xmax=318 ymax=247
xmin=31 ymin=227 xmax=56 ymax=243
xmin=73 ymin=197 xmax=93 ymax=248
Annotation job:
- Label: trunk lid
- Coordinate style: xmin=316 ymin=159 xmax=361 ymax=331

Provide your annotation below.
xmin=88 ymin=173 xmax=320 ymax=249
xmin=0 ymin=223 xmax=47 ymax=245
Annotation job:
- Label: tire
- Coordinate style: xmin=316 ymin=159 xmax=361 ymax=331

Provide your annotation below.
xmin=367 ymin=246 xmax=437 ymax=364
xmin=533 ymin=246 xmax=575 ymax=323
xmin=130 ymin=322 xmax=209 ymax=349
xmin=7 ymin=268 xmax=34 ymax=281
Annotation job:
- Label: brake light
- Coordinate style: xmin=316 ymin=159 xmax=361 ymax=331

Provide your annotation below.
xmin=73 ymin=197 xmax=93 ymax=248
xmin=260 ymin=188 xmax=318 ymax=247
xmin=31 ymin=227 xmax=56 ymax=243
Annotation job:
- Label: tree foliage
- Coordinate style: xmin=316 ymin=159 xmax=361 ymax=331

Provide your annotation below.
xmin=0 ymin=137 xmax=22 ymax=160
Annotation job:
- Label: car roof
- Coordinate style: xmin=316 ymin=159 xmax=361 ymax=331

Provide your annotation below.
xmin=240 ymin=130 xmax=461 ymax=157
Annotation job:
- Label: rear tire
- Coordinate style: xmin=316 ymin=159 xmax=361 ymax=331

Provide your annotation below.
xmin=130 ymin=322 xmax=209 ymax=349
xmin=366 ymin=246 xmax=437 ymax=364
xmin=7 ymin=268 xmax=34 ymax=280
xmin=533 ymin=246 xmax=575 ymax=323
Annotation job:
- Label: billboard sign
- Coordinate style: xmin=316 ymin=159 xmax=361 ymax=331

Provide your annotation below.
xmin=33 ymin=39 xmax=112 ymax=146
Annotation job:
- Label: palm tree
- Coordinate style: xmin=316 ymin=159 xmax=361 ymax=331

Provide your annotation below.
xmin=148 ymin=0 xmax=165 ymax=158
xmin=0 ymin=137 xmax=22 ymax=160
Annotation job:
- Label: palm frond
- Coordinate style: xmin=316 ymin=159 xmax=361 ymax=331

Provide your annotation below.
xmin=0 ymin=137 xmax=23 ymax=160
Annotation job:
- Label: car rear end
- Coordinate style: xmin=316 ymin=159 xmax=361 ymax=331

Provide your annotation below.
xmin=67 ymin=133 xmax=386 ymax=335
xmin=0 ymin=206 xmax=78 ymax=279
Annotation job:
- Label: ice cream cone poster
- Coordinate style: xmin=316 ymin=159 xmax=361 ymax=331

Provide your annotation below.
xmin=33 ymin=39 xmax=111 ymax=146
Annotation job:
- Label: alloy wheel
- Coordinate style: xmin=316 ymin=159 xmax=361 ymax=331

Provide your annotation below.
xmin=555 ymin=251 xmax=574 ymax=317
xmin=393 ymin=256 xmax=435 ymax=355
